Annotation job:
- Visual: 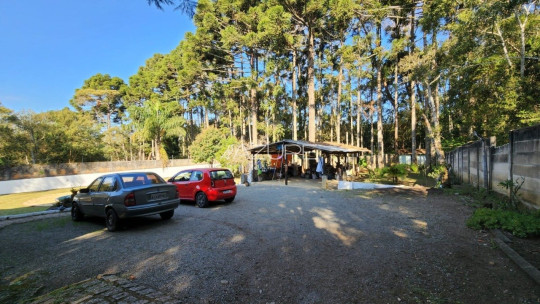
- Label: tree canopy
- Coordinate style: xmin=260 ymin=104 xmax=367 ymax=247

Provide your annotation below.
xmin=2 ymin=0 xmax=538 ymax=168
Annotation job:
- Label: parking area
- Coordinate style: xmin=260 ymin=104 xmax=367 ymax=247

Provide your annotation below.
xmin=1 ymin=179 xmax=539 ymax=303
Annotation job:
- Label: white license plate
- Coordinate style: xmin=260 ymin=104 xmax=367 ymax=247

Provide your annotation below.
xmin=223 ymin=190 xmax=232 ymax=194
xmin=149 ymin=192 xmax=168 ymax=201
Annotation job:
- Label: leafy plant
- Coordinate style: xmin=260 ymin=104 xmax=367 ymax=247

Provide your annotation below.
xmin=358 ymin=157 xmax=368 ymax=168
xmin=189 ymin=127 xmax=230 ymax=166
xmin=409 ymin=163 xmax=419 ymax=173
xmin=383 ymin=164 xmax=409 ymax=184
xmin=428 ymin=165 xmax=447 ymax=188
xmin=498 ymin=177 xmax=525 ymax=209
xmin=217 ymin=140 xmax=251 ymax=175
xmin=467 ymin=208 xmax=540 ymax=238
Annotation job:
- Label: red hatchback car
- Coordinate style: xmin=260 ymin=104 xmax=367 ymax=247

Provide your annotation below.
xmin=168 ymin=168 xmax=237 ymax=208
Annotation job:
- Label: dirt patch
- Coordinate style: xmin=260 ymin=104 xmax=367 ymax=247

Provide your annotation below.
xmin=502 ymin=231 xmax=540 ymax=270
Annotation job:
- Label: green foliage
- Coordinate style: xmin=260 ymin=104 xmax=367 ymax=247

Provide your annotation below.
xmin=428 ymin=165 xmax=447 ymax=188
xmin=498 ymin=177 xmax=525 ymax=209
xmin=409 ymin=163 xmax=419 ymax=174
xmin=358 ymin=157 xmax=368 ymax=168
xmin=382 ymin=164 xmax=409 ymax=184
xmin=70 ymin=73 xmax=127 ymax=128
xmin=3 ymin=0 xmax=539 ymax=168
xmin=189 ymin=127 xmax=230 ymax=165
xmin=216 ymin=140 xmax=251 ymax=175
xmin=467 ymin=208 xmax=540 ymax=238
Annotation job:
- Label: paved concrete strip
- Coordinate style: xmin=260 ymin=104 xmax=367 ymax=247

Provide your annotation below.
xmin=0 ymin=208 xmax=71 ymax=221
xmin=493 ymin=235 xmax=540 ymax=285
xmin=31 ymin=274 xmax=177 ymax=304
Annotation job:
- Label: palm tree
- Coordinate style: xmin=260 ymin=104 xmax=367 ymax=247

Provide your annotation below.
xmin=129 ymin=99 xmax=186 ymax=161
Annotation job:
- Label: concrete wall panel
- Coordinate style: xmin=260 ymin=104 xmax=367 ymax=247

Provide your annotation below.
xmin=0 ymin=164 xmax=211 ymax=195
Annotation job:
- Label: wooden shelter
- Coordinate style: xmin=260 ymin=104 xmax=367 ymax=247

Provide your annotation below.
xmin=248 ymin=139 xmax=371 ymax=183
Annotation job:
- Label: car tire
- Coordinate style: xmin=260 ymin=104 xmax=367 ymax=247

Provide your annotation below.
xmin=71 ymin=203 xmax=84 ymax=221
xmin=106 ymin=209 xmax=119 ymax=232
xmin=160 ymin=210 xmax=174 ymax=220
xmin=196 ymin=192 xmax=209 ymax=208
xmin=225 ymin=197 xmax=235 ymax=203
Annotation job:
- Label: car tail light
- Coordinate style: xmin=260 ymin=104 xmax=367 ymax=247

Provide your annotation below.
xmin=124 ymin=192 xmax=136 ymax=206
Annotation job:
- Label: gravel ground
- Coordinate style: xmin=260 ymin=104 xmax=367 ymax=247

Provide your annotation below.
xmin=1 ymin=178 xmax=539 ymax=303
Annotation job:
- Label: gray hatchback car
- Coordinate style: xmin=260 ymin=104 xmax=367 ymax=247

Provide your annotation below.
xmin=71 ymin=172 xmax=180 ymax=231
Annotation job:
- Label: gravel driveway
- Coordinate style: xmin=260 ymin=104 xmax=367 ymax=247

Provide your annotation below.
xmin=1 ymin=179 xmax=539 ymax=303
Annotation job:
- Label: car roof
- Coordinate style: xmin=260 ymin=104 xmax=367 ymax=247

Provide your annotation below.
xmin=181 ymin=168 xmax=230 ymax=172
xmin=117 ymin=172 xmax=159 ymax=176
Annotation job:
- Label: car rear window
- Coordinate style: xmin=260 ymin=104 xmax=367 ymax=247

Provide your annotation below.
xmin=121 ymin=173 xmax=165 ymax=188
xmin=210 ymin=170 xmax=233 ymax=180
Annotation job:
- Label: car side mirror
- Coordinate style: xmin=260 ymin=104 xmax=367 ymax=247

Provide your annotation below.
xmin=167 ymin=178 xmax=173 ymax=182
xmin=79 ymin=188 xmax=89 ymax=194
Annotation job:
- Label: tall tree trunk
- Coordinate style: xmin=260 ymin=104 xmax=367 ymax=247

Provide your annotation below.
xmin=336 ymin=41 xmax=344 ymax=144
xmin=265 ymin=109 xmax=270 ymax=144
xmin=307 ymin=26 xmax=316 ymax=142
xmin=250 ymin=50 xmax=258 ymax=146
xmin=515 ymin=7 xmax=529 ymax=78
xmin=376 ymin=23 xmax=384 ymax=168
xmin=410 ymin=10 xmax=417 ymax=164
xmin=357 ymin=90 xmax=363 ymax=147
xmin=422 ymin=30 xmax=445 ymax=166
xmin=292 ymin=50 xmax=298 ymax=141
xmin=394 ymin=60 xmax=399 ymax=154
xmin=350 ymin=82 xmax=354 ymax=146
xmin=241 ymin=94 xmax=246 ymax=141
xmin=369 ymin=104 xmax=375 ymax=168
xmin=331 ymin=102 xmax=335 ymax=141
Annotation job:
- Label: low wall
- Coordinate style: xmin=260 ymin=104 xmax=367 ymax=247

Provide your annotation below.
xmin=0 ymin=159 xmax=194 ymax=181
xmin=0 ymin=162 xmax=211 ymax=195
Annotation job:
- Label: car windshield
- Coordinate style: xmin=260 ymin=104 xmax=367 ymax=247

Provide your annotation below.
xmin=121 ymin=173 xmax=165 ymax=188
xmin=210 ymin=170 xmax=233 ymax=180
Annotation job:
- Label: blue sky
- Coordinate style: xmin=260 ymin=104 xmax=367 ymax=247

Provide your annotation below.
xmin=0 ymin=0 xmax=194 ymax=113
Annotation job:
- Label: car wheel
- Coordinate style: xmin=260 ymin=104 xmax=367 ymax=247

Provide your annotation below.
xmin=71 ymin=203 xmax=84 ymax=221
xmin=195 ymin=192 xmax=209 ymax=208
xmin=160 ymin=210 xmax=174 ymax=220
xmin=106 ymin=209 xmax=119 ymax=232
xmin=225 ymin=196 xmax=235 ymax=203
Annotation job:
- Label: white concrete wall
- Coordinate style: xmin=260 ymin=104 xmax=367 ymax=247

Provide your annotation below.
xmin=0 ymin=164 xmax=211 ymax=195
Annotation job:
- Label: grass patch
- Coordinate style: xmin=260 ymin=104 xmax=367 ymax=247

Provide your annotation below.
xmin=0 ymin=188 xmax=72 ymax=216
xmin=466 ymin=208 xmax=540 ymax=238
xmin=0 ymin=270 xmax=47 ymax=303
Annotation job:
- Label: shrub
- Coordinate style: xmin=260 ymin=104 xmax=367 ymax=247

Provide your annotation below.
xmin=358 ymin=157 xmax=368 ymax=168
xmin=467 ymin=208 xmax=540 ymax=238
xmin=409 ymin=163 xmax=419 ymax=173
xmin=428 ymin=165 xmax=447 ymax=188
xmin=382 ymin=164 xmax=409 ymax=184
xmin=498 ymin=177 xmax=525 ymax=209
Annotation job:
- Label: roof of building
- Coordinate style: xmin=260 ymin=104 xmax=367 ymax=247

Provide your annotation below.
xmin=248 ymin=139 xmax=371 ymax=155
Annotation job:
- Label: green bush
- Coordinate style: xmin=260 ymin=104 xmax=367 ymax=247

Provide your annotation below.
xmin=467 ymin=208 xmax=540 ymax=238
xmin=428 ymin=165 xmax=447 ymax=188
xmin=409 ymin=163 xmax=419 ymax=173
xmin=358 ymin=157 xmax=368 ymax=168
xmin=382 ymin=164 xmax=409 ymax=184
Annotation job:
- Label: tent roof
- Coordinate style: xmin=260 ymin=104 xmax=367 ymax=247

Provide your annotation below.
xmin=249 ymin=139 xmax=371 ymax=155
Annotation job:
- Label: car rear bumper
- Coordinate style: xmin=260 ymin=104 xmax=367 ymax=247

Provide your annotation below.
xmin=206 ymin=187 xmax=237 ymax=201
xmin=119 ymin=198 xmax=180 ymax=218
